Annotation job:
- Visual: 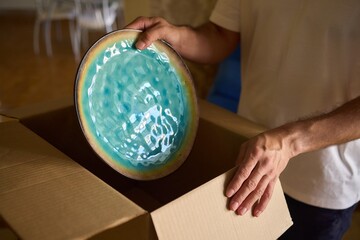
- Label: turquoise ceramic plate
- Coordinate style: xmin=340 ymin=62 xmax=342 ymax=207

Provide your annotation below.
xmin=75 ymin=30 xmax=198 ymax=180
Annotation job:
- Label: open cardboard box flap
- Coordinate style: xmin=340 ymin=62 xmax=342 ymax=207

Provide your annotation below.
xmin=0 ymin=115 xmax=18 ymax=123
xmin=0 ymin=121 xmax=147 ymax=240
xmin=151 ymin=168 xmax=290 ymax=240
xmin=0 ymin=97 xmax=292 ymax=239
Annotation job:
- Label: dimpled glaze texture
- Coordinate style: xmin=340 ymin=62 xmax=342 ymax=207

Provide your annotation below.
xmin=77 ymin=33 xmax=196 ymax=179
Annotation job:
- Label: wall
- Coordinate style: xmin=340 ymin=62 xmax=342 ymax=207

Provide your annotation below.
xmin=150 ymin=0 xmax=217 ymax=27
xmin=0 ymin=0 xmax=35 ymax=9
xmin=123 ymin=0 xmax=150 ymax=24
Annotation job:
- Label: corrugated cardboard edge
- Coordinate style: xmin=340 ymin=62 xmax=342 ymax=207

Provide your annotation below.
xmin=0 ymin=114 xmax=18 ymax=123
xmin=2 ymin=97 xmax=265 ymax=138
xmin=151 ymin=168 xmax=293 ymax=240
xmin=0 ymin=121 xmax=148 ymax=240
xmin=0 ymin=96 xmax=74 ymax=120
xmin=198 ymin=99 xmax=267 ymax=138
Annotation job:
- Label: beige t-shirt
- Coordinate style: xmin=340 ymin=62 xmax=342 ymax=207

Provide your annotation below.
xmin=210 ymin=0 xmax=360 ymax=209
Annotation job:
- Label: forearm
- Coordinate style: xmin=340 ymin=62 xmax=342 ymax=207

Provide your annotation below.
xmin=175 ymin=22 xmax=240 ymax=64
xmin=276 ymin=96 xmax=360 ymax=157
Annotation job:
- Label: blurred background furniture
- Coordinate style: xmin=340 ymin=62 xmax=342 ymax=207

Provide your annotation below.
xmin=74 ymin=0 xmax=124 ymax=52
xmin=33 ymin=0 xmax=79 ymax=58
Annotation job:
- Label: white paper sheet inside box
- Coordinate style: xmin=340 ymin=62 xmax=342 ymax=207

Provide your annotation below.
xmin=0 ymin=98 xmax=292 ymax=239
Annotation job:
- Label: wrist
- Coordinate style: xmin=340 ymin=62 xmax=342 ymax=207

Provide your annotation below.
xmin=277 ymin=119 xmax=320 ymax=158
xmin=266 ymin=122 xmax=307 ymax=159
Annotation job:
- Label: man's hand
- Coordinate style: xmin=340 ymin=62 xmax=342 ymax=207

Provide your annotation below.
xmin=125 ymin=16 xmax=182 ymax=51
xmin=125 ymin=16 xmax=240 ymax=64
xmin=226 ymin=129 xmax=295 ymax=217
xmin=226 ymin=95 xmax=360 ymax=217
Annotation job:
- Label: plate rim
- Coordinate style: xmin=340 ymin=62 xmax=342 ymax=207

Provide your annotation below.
xmin=74 ymin=29 xmax=199 ymax=180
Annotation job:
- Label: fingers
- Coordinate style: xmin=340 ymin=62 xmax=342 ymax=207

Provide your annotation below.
xmin=225 ymin=131 xmax=291 ymax=217
xmin=234 ymin=174 xmax=272 ymax=216
xmin=226 ymin=139 xmax=278 ymax=217
xmin=124 ymin=16 xmax=158 ymax=31
xmin=123 ymin=16 xmax=144 ymax=30
xmin=225 ymin=144 xmax=247 ymax=197
xmin=253 ymin=179 xmax=275 ymax=217
xmin=124 ymin=17 xmax=170 ymax=50
xmin=231 ymin=167 xmax=267 ymax=215
xmin=135 ymin=25 xmax=166 ymax=50
xmin=230 ymin=172 xmax=276 ymax=217
xmin=226 ymin=143 xmax=260 ymax=198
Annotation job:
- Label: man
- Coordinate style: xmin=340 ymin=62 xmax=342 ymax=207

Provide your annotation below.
xmin=125 ymin=0 xmax=360 ymax=239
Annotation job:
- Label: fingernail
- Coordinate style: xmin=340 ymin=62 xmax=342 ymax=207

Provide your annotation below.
xmin=238 ymin=207 xmax=247 ymax=215
xmin=254 ymin=210 xmax=262 ymax=217
xmin=226 ymin=189 xmax=235 ymax=197
xmin=136 ymin=41 xmax=145 ymax=49
xmin=230 ymin=201 xmax=239 ymax=211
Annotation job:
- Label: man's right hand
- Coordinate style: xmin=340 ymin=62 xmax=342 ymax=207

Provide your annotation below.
xmin=124 ymin=16 xmax=240 ymax=64
xmin=125 ymin=16 xmax=183 ymax=51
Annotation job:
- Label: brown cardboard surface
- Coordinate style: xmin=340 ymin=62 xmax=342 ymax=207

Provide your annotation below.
xmin=90 ymin=214 xmax=156 ymax=240
xmin=0 ymin=115 xmax=17 ymax=123
xmin=199 ymin=100 xmax=267 ymax=138
xmin=1 ymin=97 xmax=292 ymax=239
xmin=17 ymin=102 xmax=250 ymax=209
xmin=151 ymin=168 xmax=292 ymax=240
xmin=2 ymin=96 xmax=73 ymax=120
xmin=0 ymin=122 xmax=147 ymax=240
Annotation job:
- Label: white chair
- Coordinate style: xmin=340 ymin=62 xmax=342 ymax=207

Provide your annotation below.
xmin=33 ymin=0 xmax=80 ymax=59
xmin=75 ymin=0 xmax=124 ymax=50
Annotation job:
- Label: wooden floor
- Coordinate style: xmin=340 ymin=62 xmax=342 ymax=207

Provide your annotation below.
xmin=0 ymin=10 xmax=95 ymax=111
xmin=0 ymin=10 xmax=359 ymax=240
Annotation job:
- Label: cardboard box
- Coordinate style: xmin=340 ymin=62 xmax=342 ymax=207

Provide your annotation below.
xmin=0 ymin=98 xmax=292 ymax=239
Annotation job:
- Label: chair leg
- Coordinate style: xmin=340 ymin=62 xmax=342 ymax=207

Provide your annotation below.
xmin=69 ymin=20 xmax=80 ymax=61
xmin=33 ymin=19 xmax=41 ymax=54
xmin=44 ymin=20 xmax=53 ymax=56
xmin=106 ymin=22 xmax=112 ymax=33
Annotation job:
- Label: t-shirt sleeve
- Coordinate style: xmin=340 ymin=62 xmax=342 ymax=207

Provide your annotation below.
xmin=210 ymin=0 xmax=240 ymax=32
